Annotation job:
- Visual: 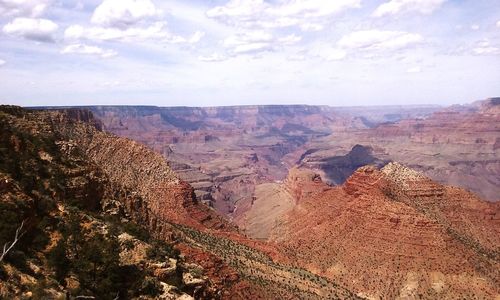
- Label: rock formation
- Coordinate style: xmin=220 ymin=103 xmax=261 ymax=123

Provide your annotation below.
xmin=298 ymin=98 xmax=500 ymax=201
xmin=0 ymin=106 xmax=361 ymax=299
xmin=270 ymin=164 xmax=500 ymax=299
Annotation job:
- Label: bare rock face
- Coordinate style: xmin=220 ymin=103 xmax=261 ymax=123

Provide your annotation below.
xmin=315 ymin=99 xmax=500 ymax=201
xmin=2 ymin=106 xmax=366 ymax=299
xmin=51 ymin=113 xmax=237 ymax=236
xmin=270 ymin=163 xmax=500 ymax=299
xmin=299 ymin=144 xmax=387 ymax=186
xmin=86 ymin=105 xmax=363 ymax=216
xmin=283 ymin=167 xmax=326 ymax=202
xmin=234 ymin=167 xmax=328 ymax=239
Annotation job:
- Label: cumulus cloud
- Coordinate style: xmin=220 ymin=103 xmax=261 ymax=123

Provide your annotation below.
xmin=64 ymin=0 xmax=202 ymax=45
xmin=224 ymin=30 xmax=273 ymax=54
xmin=223 ymin=30 xmax=301 ymax=54
xmin=470 ymin=24 xmax=480 ymax=30
xmin=0 ymin=59 xmax=5 ymax=66
xmin=472 ymin=40 xmax=500 ymax=55
xmin=207 ymin=0 xmax=360 ymax=30
xmin=91 ymin=0 xmax=162 ymax=28
xmin=64 ymin=22 xmax=202 ymax=44
xmin=337 ymin=30 xmax=423 ymax=51
xmin=496 ymin=20 xmax=500 ymax=28
xmin=372 ymin=0 xmax=446 ymax=17
xmin=206 ymin=0 xmax=267 ymax=20
xmin=268 ymin=0 xmax=362 ymax=18
xmin=0 ymin=0 xmax=50 ymax=17
xmin=61 ymin=43 xmax=117 ymax=58
xmin=3 ymin=17 xmax=58 ymax=42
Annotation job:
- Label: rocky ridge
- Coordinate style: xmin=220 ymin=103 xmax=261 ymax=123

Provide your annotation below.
xmin=301 ymin=98 xmax=500 ymax=201
xmin=0 ymin=106 xmax=224 ymax=299
xmin=0 ymin=106 xmax=362 ymax=299
xmin=270 ymin=164 xmax=500 ymax=299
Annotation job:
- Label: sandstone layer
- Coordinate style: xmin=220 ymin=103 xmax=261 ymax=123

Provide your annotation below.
xmin=269 ymin=164 xmax=500 ymax=299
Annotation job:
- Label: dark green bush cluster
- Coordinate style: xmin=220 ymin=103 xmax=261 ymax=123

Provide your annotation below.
xmin=146 ymin=239 xmax=180 ymax=260
xmin=47 ymin=213 xmax=155 ymax=299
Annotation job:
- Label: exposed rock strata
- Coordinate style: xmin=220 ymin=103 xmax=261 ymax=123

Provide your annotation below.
xmin=270 ymin=164 xmax=500 ymax=299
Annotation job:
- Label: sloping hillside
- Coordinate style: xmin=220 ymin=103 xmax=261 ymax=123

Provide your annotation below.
xmin=269 ymin=163 xmax=500 ymax=299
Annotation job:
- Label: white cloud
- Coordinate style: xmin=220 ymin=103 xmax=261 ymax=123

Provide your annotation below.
xmin=472 ymin=40 xmax=500 ymax=55
xmin=287 ymin=54 xmax=305 ymax=61
xmin=65 ymin=0 xmax=202 ymax=45
xmin=407 ymin=66 xmax=421 ymax=73
xmin=277 ymin=34 xmax=302 ymax=45
xmin=91 ymin=0 xmax=162 ymax=28
xmin=337 ymin=30 xmax=423 ymax=51
xmin=0 ymin=0 xmax=50 ymax=18
xmin=224 ymin=30 xmax=273 ymax=54
xmin=254 ymin=17 xmax=301 ymax=29
xmin=64 ymin=24 xmax=85 ymax=39
xmin=223 ymin=31 xmax=300 ymax=54
xmin=3 ymin=17 xmax=58 ymax=42
xmin=308 ymin=44 xmax=347 ymax=61
xmin=325 ymin=48 xmax=347 ymax=61
xmin=0 ymin=59 xmax=5 ymax=66
xmin=206 ymin=0 xmax=267 ymax=19
xmin=470 ymin=24 xmax=480 ymax=30
xmin=198 ymin=53 xmax=227 ymax=62
xmin=472 ymin=47 xmax=499 ymax=55
xmin=61 ymin=43 xmax=117 ymax=58
xmin=64 ymin=22 xmax=201 ymax=44
xmin=267 ymin=0 xmax=362 ymax=18
xmin=300 ymin=23 xmax=324 ymax=32
xmin=496 ymin=20 xmax=500 ymax=28
xmin=207 ymin=0 xmax=360 ymax=29
xmin=372 ymin=0 xmax=446 ymax=17
xmin=188 ymin=31 xmax=205 ymax=44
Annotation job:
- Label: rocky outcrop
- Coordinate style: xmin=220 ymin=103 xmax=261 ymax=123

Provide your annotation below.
xmin=83 ymin=105 xmax=364 ymax=217
xmin=1 ymin=106 xmax=366 ymax=299
xmin=300 ymin=144 xmax=387 ymax=185
xmin=283 ymin=167 xmax=325 ymax=202
xmin=50 ymin=111 xmax=237 ymax=236
xmin=308 ymin=98 xmax=500 ymax=201
xmin=0 ymin=106 xmax=229 ymax=299
xmin=271 ymin=163 xmax=500 ymax=299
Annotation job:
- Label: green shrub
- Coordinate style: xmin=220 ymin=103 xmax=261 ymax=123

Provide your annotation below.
xmin=47 ymin=238 xmax=70 ymax=283
xmin=139 ymin=277 xmax=162 ymax=296
xmin=123 ymin=222 xmax=150 ymax=242
xmin=146 ymin=240 xmax=179 ymax=260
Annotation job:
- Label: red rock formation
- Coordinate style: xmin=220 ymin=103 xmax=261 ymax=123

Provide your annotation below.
xmin=270 ymin=164 xmax=500 ymax=299
xmin=304 ymin=98 xmax=500 ymax=201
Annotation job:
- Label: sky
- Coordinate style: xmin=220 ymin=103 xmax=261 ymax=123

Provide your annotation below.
xmin=0 ymin=0 xmax=499 ymax=107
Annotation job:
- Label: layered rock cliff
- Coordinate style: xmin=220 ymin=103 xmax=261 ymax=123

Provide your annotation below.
xmin=0 ymin=106 xmax=362 ymax=299
xmin=0 ymin=106 xmax=231 ymax=299
xmin=298 ymin=98 xmax=500 ymax=201
xmin=270 ymin=164 xmax=500 ymax=299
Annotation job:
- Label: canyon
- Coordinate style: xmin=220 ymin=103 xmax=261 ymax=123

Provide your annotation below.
xmin=1 ymin=100 xmax=499 ymax=299
xmin=269 ymin=163 xmax=500 ymax=299
xmin=82 ymin=99 xmax=498 ymax=224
